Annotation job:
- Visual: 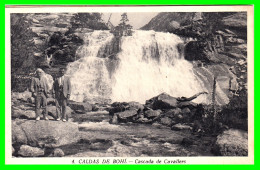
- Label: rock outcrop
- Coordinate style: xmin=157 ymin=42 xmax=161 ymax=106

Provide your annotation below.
xmin=52 ymin=148 xmax=65 ymax=157
xmin=141 ymin=12 xmax=196 ymax=32
xmin=141 ymin=12 xmax=247 ymax=106
xmin=145 ymin=93 xmax=178 ymax=110
xmin=18 ymin=145 xmax=45 ymax=157
xmin=213 ymin=129 xmax=248 ymax=156
xmin=109 ymin=93 xmax=205 ymax=129
xmin=12 ymin=120 xmax=80 ymax=148
xmin=69 ymin=101 xmax=92 ymax=113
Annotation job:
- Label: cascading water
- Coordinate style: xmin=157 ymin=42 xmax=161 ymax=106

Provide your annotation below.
xmin=111 ymin=31 xmax=207 ymax=104
xmin=66 ymin=31 xmax=114 ymax=102
xmin=66 ymin=30 xmax=230 ymax=104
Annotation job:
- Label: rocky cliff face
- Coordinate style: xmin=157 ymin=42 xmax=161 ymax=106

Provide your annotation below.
xmin=142 ymin=12 xmax=247 ymax=95
xmin=11 ymin=13 xmax=107 ymax=91
xmin=141 ymin=12 xmax=248 ymax=130
xmin=141 ymin=12 xmax=196 ymax=32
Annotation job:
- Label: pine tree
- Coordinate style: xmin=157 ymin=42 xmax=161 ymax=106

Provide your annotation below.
xmin=114 ymin=13 xmax=133 ymax=36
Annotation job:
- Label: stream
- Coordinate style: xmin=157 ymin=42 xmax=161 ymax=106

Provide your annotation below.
xmin=62 ymin=111 xmax=215 ymax=157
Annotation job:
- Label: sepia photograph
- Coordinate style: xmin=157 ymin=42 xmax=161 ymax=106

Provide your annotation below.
xmin=5 ymin=5 xmax=254 ymax=164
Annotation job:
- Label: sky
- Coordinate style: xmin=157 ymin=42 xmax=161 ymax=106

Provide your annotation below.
xmin=102 ymin=12 xmax=158 ymax=29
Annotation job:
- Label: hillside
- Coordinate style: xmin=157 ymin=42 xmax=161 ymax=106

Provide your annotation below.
xmin=141 ymin=12 xmax=196 ymax=32
xmin=11 ymin=13 xmax=108 ymax=91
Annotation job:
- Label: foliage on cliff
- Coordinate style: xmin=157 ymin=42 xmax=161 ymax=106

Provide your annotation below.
xmin=112 ymin=13 xmax=133 ymax=37
xmin=70 ymin=13 xmax=109 ymax=30
xmin=45 ymin=31 xmax=84 ymax=65
xmin=11 ymin=14 xmax=37 ymax=74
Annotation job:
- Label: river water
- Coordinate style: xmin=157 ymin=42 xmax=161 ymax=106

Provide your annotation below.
xmin=62 ymin=111 xmax=215 ymax=157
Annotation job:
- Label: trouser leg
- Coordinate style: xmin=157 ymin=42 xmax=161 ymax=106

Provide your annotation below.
xmin=55 ymin=98 xmax=61 ymax=119
xmin=41 ymin=93 xmax=47 ymax=117
xmin=61 ymin=96 xmax=67 ymax=120
xmin=35 ymin=94 xmax=41 ymax=118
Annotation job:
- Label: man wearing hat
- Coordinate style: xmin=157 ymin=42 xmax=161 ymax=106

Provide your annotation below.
xmin=30 ymin=68 xmax=49 ymax=120
xmin=53 ymin=68 xmax=71 ymax=122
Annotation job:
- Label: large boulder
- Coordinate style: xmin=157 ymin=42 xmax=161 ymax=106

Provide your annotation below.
xmin=109 ymin=102 xmax=128 ymax=116
xmin=69 ymin=101 xmax=92 ymax=113
xmin=214 ymin=129 xmax=248 ymax=156
xmin=12 ymin=121 xmax=28 ymax=145
xmin=181 ymin=107 xmax=192 ymax=120
xmin=163 ymin=108 xmax=182 ymax=118
xmin=11 ymin=91 xmax=32 ymax=102
xmin=12 ymin=108 xmax=35 ymax=119
xmin=12 ymin=120 xmax=80 ymax=148
xmin=159 ymin=117 xmax=173 ymax=126
xmin=177 ymin=101 xmax=197 ymax=109
xmin=145 ymin=93 xmax=178 ymax=110
xmin=117 ymin=110 xmax=138 ymax=120
xmin=47 ymin=105 xmax=73 ymax=119
xmin=18 ymin=145 xmax=45 ymax=157
xmin=109 ymin=102 xmax=144 ymax=117
xmin=128 ymin=102 xmax=144 ymax=111
xmin=144 ymin=109 xmax=161 ymax=118
xmin=52 ymin=148 xmax=65 ymax=157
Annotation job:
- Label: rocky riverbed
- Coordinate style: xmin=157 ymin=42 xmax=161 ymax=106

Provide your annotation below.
xmin=11 ymin=91 xmax=248 ymax=157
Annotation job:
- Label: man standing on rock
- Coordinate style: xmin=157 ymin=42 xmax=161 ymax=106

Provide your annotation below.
xmin=30 ymin=68 xmax=49 ymax=121
xmin=53 ymin=68 xmax=71 ymax=122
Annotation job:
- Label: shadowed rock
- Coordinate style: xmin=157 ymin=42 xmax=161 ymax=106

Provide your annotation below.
xmin=12 ymin=108 xmax=35 ymax=119
xmin=163 ymin=108 xmax=182 ymax=118
xmin=117 ymin=110 xmax=138 ymax=120
xmin=69 ymin=101 xmax=92 ymax=113
xmin=18 ymin=145 xmax=45 ymax=157
xmin=12 ymin=91 xmax=32 ymax=102
xmin=52 ymin=148 xmax=65 ymax=157
xmin=145 ymin=93 xmax=178 ymax=110
xmin=47 ymin=105 xmax=73 ymax=119
xmin=144 ymin=109 xmax=161 ymax=118
xmin=159 ymin=117 xmax=173 ymax=126
xmin=12 ymin=121 xmax=28 ymax=145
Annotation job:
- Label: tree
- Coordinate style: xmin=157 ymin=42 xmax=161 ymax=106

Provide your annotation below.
xmin=120 ymin=13 xmax=129 ymax=24
xmin=70 ymin=13 xmax=108 ymax=30
xmin=113 ymin=13 xmax=133 ymax=36
xmin=11 ymin=14 xmax=36 ymax=74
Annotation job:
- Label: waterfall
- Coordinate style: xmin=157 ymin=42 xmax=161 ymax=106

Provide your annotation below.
xmin=111 ymin=31 xmax=207 ymax=104
xmin=66 ymin=30 xmax=229 ymax=104
xmin=66 ymin=31 xmax=114 ymax=103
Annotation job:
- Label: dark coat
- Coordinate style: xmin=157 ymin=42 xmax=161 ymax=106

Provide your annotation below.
xmin=53 ymin=76 xmax=72 ymax=98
